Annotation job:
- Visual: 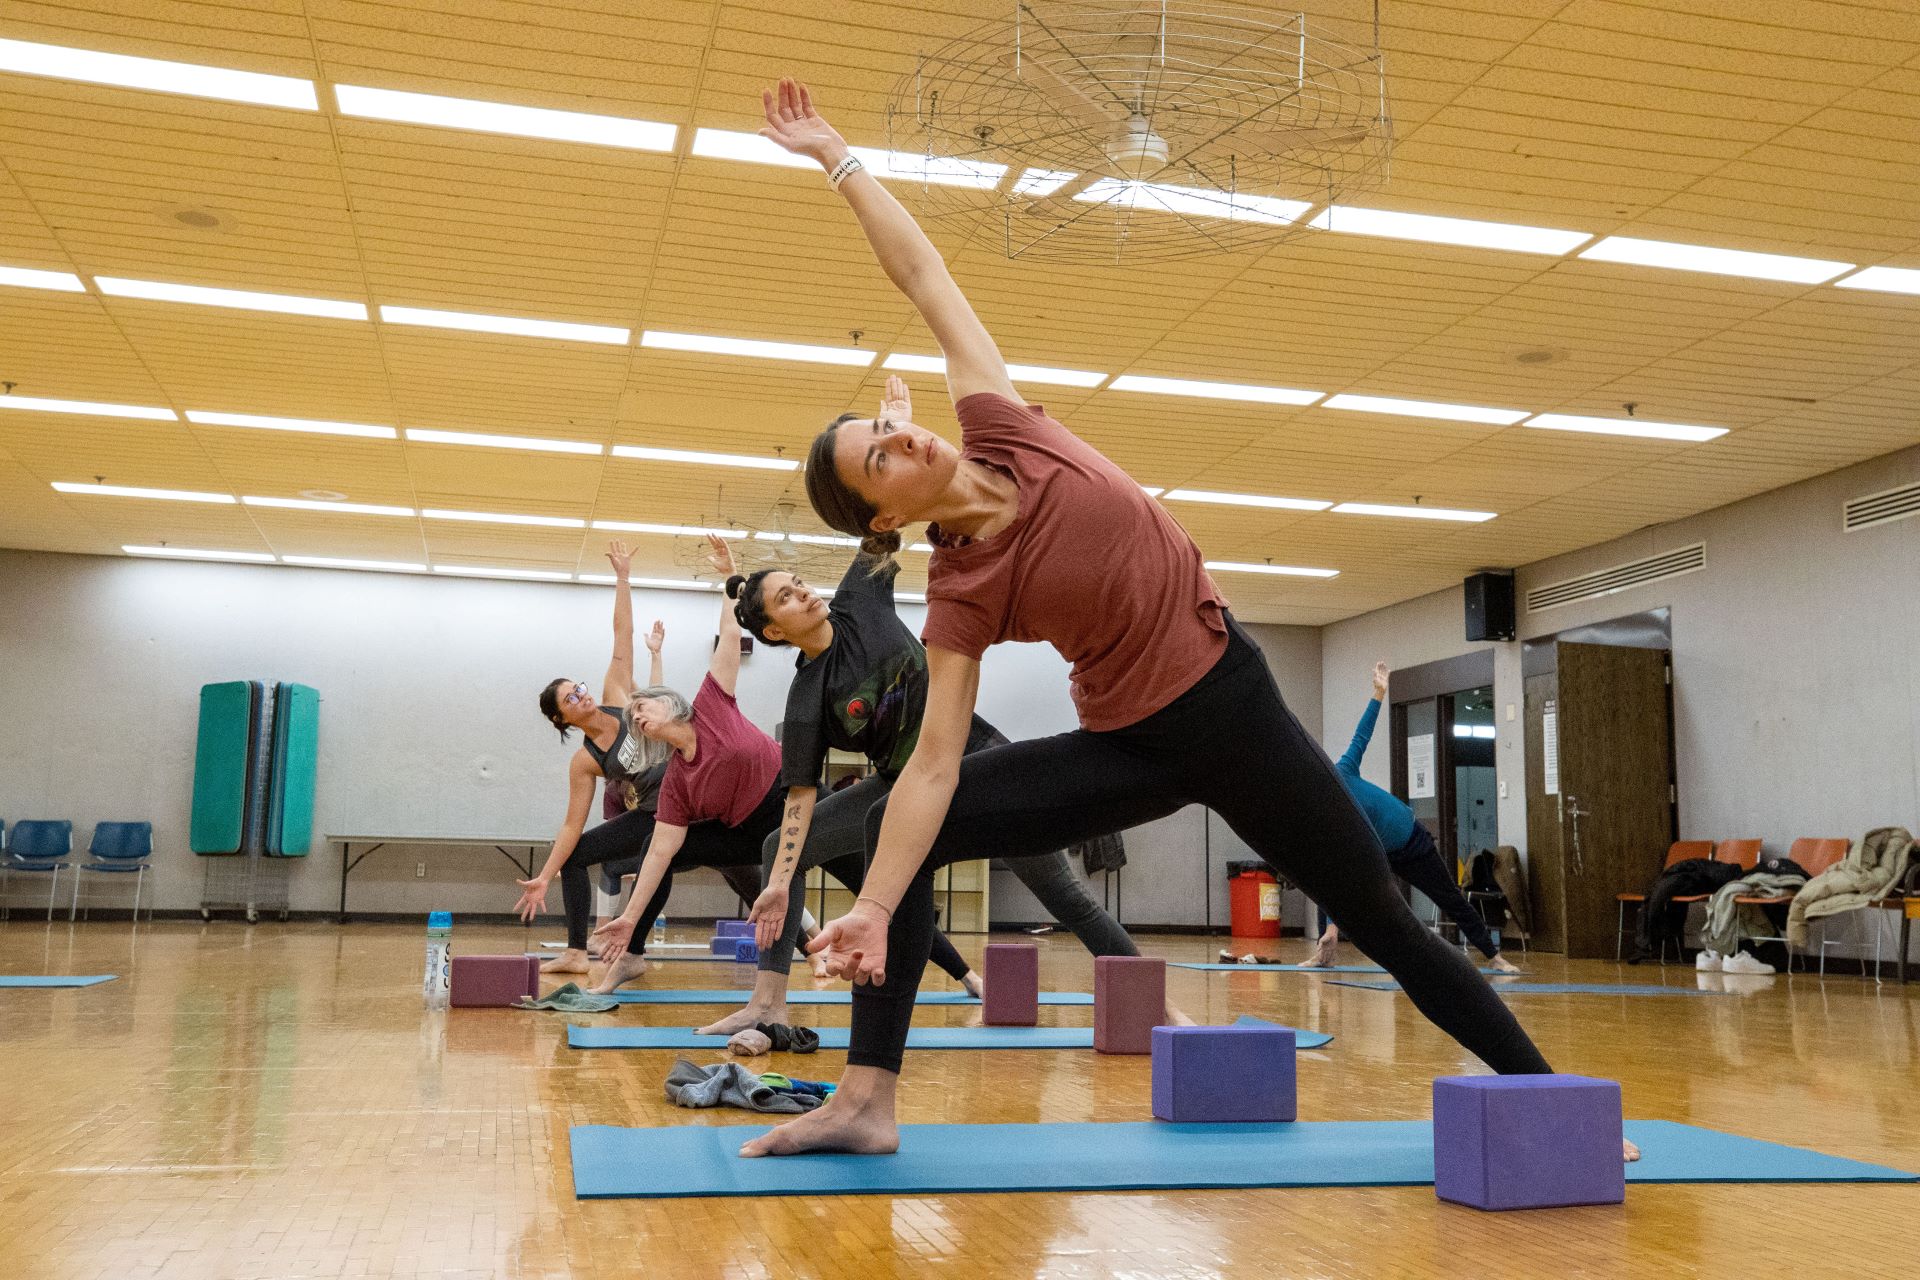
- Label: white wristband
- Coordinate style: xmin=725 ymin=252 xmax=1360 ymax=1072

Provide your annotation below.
xmin=827 ymin=154 xmax=864 ymax=190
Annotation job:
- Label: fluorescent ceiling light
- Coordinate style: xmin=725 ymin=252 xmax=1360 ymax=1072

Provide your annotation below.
xmin=1 ymin=395 xmax=175 ymax=421
xmin=0 ymin=265 xmax=84 ymax=292
xmin=433 ymin=565 xmax=573 ymax=581
xmin=0 ymin=37 xmax=318 ymax=110
xmin=689 ymin=129 xmax=1003 ymax=188
xmin=1331 ymin=501 xmax=1496 ymax=523
xmin=1322 ymin=394 xmax=1527 ymax=426
xmin=789 ymin=533 xmax=860 ymax=547
xmin=1578 ymin=236 xmax=1851 ymax=285
xmin=896 ymin=592 xmax=927 ymax=603
xmin=333 ymin=84 xmax=675 ymax=151
xmin=641 ymin=329 xmax=875 ymax=367
xmin=1525 ymin=413 xmax=1727 ymax=443
xmin=882 ymin=352 xmax=1107 ymax=388
xmin=379 ymin=305 xmax=627 ymax=345
xmin=593 ymin=520 xmax=740 ymax=538
xmin=54 ymin=482 xmax=233 ymax=503
xmin=1312 ymin=206 xmax=1591 ymax=255
xmin=1204 ymin=560 xmax=1340 ymax=579
xmin=1011 ymin=169 xmax=1077 ymax=197
xmin=422 ymin=508 xmax=585 ymax=528
xmin=1453 ymin=723 xmax=1497 ymax=739
xmin=1834 ymin=265 xmax=1920 ymax=296
xmin=96 ymin=276 xmax=367 ymax=320
xmin=630 ymin=576 xmax=720 ymax=592
xmin=407 ymin=427 xmax=602 ymax=455
xmin=123 ymin=545 xmax=275 ymax=563
xmin=611 ymin=444 xmax=797 ymax=471
xmin=188 ymin=410 xmax=394 ymax=439
xmin=283 ymin=555 xmax=425 ymax=573
xmin=243 ymin=495 xmax=415 ymax=517
xmin=1108 ymin=374 xmax=1321 ymax=406
xmin=1140 ymin=486 xmax=1165 ymax=498
xmin=1077 ymin=180 xmax=1309 ymax=226
xmin=1164 ymin=489 xmax=1331 ymax=512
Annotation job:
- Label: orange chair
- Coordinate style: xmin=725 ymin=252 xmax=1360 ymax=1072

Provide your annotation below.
xmin=1616 ymin=840 xmax=1715 ymax=961
xmin=1732 ymin=837 xmax=1852 ymax=972
xmin=1715 ymin=838 xmax=1763 ymax=870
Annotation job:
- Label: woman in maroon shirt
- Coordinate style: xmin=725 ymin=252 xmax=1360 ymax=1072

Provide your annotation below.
xmin=743 ymin=79 xmax=1624 ymax=1164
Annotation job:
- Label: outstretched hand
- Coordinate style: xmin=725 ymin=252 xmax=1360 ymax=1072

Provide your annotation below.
xmin=705 ymin=533 xmax=737 ymax=579
xmin=605 ymin=539 xmax=631 ymax=580
xmin=645 ymin=620 xmax=665 ymax=654
xmin=879 ymin=373 xmax=911 ymax=421
xmin=759 ymin=77 xmax=849 ymax=169
xmin=513 ymin=877 xmax=549 ymax=924
xmin=805 ymin=904 xmax=890 ymax=986
xmin=748 ymin=881 xmax=790 ymax=952
xmin=591 ymin=915 xmax=637 ymax=967
xmin=1371 ymin=660 xmax=1390 ymax=700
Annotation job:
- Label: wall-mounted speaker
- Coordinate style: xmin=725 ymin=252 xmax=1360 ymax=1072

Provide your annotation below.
xmin=1464 ymin=571 xmax=1516 ymax=642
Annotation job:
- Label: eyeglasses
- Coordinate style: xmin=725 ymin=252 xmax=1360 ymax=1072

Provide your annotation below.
xmin=563 ymin=681 xmax=590 ymax=705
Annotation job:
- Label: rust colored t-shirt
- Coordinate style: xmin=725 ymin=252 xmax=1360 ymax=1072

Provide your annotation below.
xmin=655 ymin=675 xmax=782 ymax=828
xmin=919 ymin=393 xmax=1229 ymax=731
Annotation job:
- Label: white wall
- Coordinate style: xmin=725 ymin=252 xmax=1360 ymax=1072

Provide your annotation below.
xmin=1320 ymin=443 xmax=1920 ymax=958
xmin=0 ymin=549 xmax=1319 ymax=927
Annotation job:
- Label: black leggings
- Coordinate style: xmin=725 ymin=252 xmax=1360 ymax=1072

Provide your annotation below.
xmin=558 ymin=788 xmax=786 ymax=951
xmin=847 ymin=616 xmax=1552 ymax=1076
xmin=1316 ymin=824 xmax=1502 ymax=960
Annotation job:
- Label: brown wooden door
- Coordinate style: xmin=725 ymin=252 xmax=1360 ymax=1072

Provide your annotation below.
xmin=1526 ymin=642 xmax=1674 ymax=958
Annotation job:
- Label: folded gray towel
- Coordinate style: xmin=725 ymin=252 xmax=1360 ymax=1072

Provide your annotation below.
xmin=663 ymin=1058 xmax=821 ymax=1113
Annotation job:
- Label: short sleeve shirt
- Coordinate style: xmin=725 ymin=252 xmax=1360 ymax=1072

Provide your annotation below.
xmin=654 ymin=675 xmax=782 ymax=828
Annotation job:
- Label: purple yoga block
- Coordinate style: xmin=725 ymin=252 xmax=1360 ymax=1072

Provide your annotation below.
xmin=1432 ymin=1075 xmax=1626 ymax=1211
xmin=982 ymin=943 xmax=1038 ymax=1025
xmin=710 ymin=935 xmax=735 ymax=955
xmin=716 ymin=920 xmax=754 ymax=939
xmin=1152 ymin=1025 xmax=1296 ymax=1122
xmin=449 ymin=954 xmax=540 ymax=1008
xmin=1094 ymin=956 xmax=1165 ymax=1054
xmin=731 ymin=937 xmax=758 ymax=963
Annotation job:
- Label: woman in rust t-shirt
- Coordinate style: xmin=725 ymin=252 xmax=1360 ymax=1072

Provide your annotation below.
xmin=742 ymin=79 xmax=1566 ymax=1162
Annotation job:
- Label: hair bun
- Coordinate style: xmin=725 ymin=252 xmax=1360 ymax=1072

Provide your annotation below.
xmin=860 ymin=530 xmax=903 ymax=556
xmin=724 ymin=573 xmax=747 ymax=599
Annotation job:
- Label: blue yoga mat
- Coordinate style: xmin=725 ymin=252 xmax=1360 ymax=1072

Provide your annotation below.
xmin=1331 ymin=980 xmax=1719 ymax=997
xmin=570 ymin=1117 xmax=1914 ymax=1199
xmin=568 ymin=1014 xmax=1331 ymax=1052
xmin=526 ymin=953 xmax=801 ymax=966
xmin=0 ymin=975 xmax=117 ymax=987
xmin=1175 ymin=963 xmax=1511 ymax=975
xmin=608 ymin=988 xmax=1093 ymax=1006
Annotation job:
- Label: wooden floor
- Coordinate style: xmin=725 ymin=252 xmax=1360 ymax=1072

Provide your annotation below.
xmin=2 ymin=919 xmax=1915 ymax=1280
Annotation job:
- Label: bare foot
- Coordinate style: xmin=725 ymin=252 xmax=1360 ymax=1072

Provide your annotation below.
xmin=810 ymin=952 xmax=833 ymax=980
xmin=1489 ymin=955 xmax=1522 ymax=975
xmin=961 ymin=970 xmax=984 ymax=999
xmin=1624 ymin=1137 xmax=1641 ymax=1162
xmin=540 ymin=948 xmax=590 ymax=975
xmin=1163 ymin=1002 xmax=1197 ymax=1027
xmin=587 ymin=953 xmax=650 ymax=994
xmin=1299 ymin=945 xmax=1335 ymax=969
xmin=740 ymin=1096 xmax=900 ymax=1157
xmin=698 ymin=1000 xmax=787 ymax=1038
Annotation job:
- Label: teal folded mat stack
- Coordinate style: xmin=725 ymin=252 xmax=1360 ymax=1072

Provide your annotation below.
xmin=192 ymin=680 xmax=320 ymax=859
xmin=268 ymin=683 xmax=319 ymax=856
xmin=190 ymin=681 xmax=259 ymax=855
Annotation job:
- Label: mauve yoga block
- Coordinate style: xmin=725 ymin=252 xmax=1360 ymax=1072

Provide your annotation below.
xmin=982 ymin=943 xmax=1039 ymax=1026
xmin=1094 ymin=956 xmax=1165 ymax=1054
xmin=1433 ymin=1074 xmax=1626 ymax=1211
xmin=450 ymin=954 xmax=540 ymax=1008
xmin=1151 ymin=1024 xmax=1296 ymax=1122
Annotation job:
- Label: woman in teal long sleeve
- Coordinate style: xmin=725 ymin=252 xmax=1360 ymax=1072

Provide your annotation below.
xmin=1302 ymin=662 xmax=1520 ymax=973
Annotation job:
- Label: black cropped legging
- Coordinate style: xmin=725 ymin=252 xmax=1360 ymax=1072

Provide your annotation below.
xmin=847 ymin=616 xmax=1553 ymax=1077
xmin=559 ymin=785 xmax=788 ymax=952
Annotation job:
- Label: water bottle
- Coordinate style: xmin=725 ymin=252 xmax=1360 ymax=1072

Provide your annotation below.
xmin=652 ymin=915 xmax=667 ymax=950
xmin=423 ymin=911 xmax=452 ymax=1009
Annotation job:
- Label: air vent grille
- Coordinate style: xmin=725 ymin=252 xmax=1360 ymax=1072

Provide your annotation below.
xmin=1526 ymin=543 xmax=1705 ymax=614
xmin=1844 ymin=481 xmax=1920 ymax=533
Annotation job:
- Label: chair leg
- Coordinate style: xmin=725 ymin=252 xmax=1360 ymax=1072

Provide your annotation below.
xmin=1616 ymin=901 xmax=1625 ymax=961
xmin=72 ymin=869 xmax=82 ymax=922
xmin=132 ymin=868 xmax=145 ymax=927
xmin=47 ymin=868 xmax=61 ymax=922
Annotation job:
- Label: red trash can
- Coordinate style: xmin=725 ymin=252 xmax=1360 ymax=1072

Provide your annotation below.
xmin=1229 ymin=868 xmax=1281 ymax=938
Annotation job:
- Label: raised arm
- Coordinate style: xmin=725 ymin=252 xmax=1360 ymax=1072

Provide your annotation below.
xmin=514 ymin=752 xmax=599 ymax=919
xmin=600 ymin=540 xmax=637 ymax=706
xmin=761 ymin=79 xmax=1018 ymax=406
xmin=645 ymin=618 xmax=665 ymax=688
xmin=808 ymin=645 xmax=981 ymax=984
xmin=1337 ymin=661 xmax=1391 ymax=775
xmin=590 ymin=821 xmax=687 ymax=965
xmin=705 ymin=534 xmax=743 ymax=695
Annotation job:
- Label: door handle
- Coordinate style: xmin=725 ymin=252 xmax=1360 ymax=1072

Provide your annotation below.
xmin=1565 ymin=794 xmax=1590 ymax=875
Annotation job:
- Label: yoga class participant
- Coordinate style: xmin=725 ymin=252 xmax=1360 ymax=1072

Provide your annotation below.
xmin=588 ymin=536 xmax=820 ymax=993
xmin=515 ymin=540 xmax=766 ymax=982
xmin=696 ymin=375 xmax=1146 ymax=1040
xmin=1302 ymin=661 xmax=1520 ymax=973
xmin=739 ymin=79 xmax=1629 ymax=1162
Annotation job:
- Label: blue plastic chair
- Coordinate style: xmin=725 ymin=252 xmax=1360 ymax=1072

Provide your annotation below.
xmin=2 ymin=820 xmax=74 ymax=922
xmin=72 ymin=822 xmax=154 ymax=924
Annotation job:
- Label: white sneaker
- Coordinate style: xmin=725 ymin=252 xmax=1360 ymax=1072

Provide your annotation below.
xmin=1695 ymin=950 xmax=1722 ymax=971
xmin=1722 ymin=951 xmax=1776 ymax=975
